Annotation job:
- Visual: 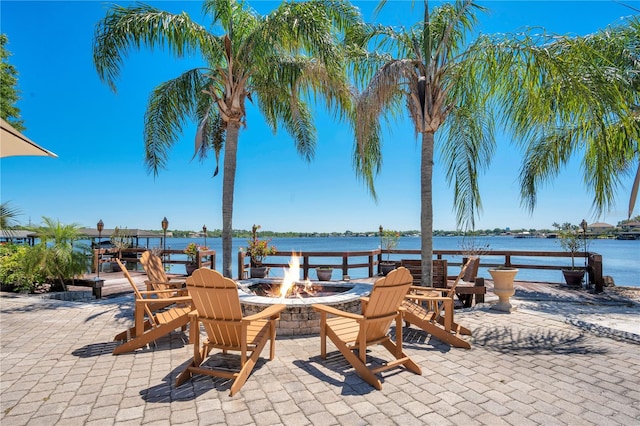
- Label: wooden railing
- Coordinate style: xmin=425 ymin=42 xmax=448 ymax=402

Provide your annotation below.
xmin=390 ymin=249 xmax=603 ymax=292
xmin=238 ymin=250 xmax=378 ymax=280
xmin=238 ymin=248 xmax=604 ymax=292
xmin=92 ymin=247 xmax=216 ymax=273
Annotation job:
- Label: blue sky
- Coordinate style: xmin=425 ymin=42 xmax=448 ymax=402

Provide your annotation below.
xmin=1 ymin=0 xmax=637 ymax=233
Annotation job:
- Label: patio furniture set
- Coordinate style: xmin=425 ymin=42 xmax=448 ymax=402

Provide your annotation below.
xmin=112 ymin=252 xmax=477 ymax=396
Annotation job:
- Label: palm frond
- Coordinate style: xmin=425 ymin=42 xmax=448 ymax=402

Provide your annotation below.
xmin=476 ymin=16 xmax=640 ymax=214
xmin=352 ymin=59 xmax=410 ymax=194
xmin=440 ymin=106 xmax=495 ymax=229
xmin=144 ymin=69 xmax=209 ymax=175
xmin=194 ymin=105 xmax=225 ymax=177
xmin=93 ymin=4 xmax=210 ymax=91
xmin=519 ymin=130 xmax=577 ymax=212
xmin=0 ymin=201 xmax=21 ymax=229
xmin=583 ymin=119 xmax=638 ymax=212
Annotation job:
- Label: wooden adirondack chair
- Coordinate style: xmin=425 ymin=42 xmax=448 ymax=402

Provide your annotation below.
xmin=112 ymin=258 xmax=193 ymax=355
xmin=140 ymin=251 xmax=187 ymax=296
xmin=312 ymin=267 xmax=422 ymax=390
xmin=448 ymin=257 xmax=485 ymax=307
xmin=401 ymin=257 xmax=476 ymax=349
xmin=175 ymin=268 xmax=285 ymax=396
xmin=400 ymin=258 xmax=448 ymax=288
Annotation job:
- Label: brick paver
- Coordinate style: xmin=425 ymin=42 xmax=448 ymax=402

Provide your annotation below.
xmin=1 ymin=290 xmax=639 ymax=425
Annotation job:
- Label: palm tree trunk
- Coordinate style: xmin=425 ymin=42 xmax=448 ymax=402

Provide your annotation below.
xmin=59 ymin=277 xmax=67 ymax=292
xmin=420 ymin=131 xmax=435 ymax=286
xmin=222 ymin=123 xmax=241 ymax=278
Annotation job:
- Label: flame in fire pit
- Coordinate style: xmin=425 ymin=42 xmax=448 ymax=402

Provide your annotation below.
xmin=279 ymin=252 xmax=315 ymax=298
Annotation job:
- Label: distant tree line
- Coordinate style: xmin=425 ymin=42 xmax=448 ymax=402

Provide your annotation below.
xmin=7 ymin=215 xmax=639 ymax=240
xmin=168 ymin=216 xmax=640 ymax=238
xmin=168 ymin=227 xmax=547 ymax=238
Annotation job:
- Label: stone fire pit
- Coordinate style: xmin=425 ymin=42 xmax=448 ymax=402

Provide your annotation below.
xmin=236 ymin=278 xmax=372 ymax=336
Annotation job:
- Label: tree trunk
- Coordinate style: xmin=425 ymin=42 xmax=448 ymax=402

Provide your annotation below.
xmin=59 ymin=277 xmax=67 ymax=292
xmin=420 ymin=131 xmax=434 ymax=286
xmin=222 ymin=123 xmax=241 ymax=278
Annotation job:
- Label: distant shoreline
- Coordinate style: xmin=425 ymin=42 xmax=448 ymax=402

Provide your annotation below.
xmin=7 ymin=224 xmax=639 ymax=241
xmin=164 ymin=229 xmax=639 ymax=241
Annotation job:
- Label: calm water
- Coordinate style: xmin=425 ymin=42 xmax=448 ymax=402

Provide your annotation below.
xmin=152 ymin=236 xmax=639 ymax=287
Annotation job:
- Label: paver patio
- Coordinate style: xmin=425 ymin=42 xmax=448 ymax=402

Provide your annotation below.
xmin=1 ymin=285 xmax=639 ymax=425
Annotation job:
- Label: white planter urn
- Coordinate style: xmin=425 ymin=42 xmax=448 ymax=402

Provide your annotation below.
xmin=489 ymin=268 xmax=519 ymax=312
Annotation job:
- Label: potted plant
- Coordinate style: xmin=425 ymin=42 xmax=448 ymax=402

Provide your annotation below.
xmin=380 ymin=229 xmax=400 ymax=276
xmin=245 ymin=225 xmax=277 ymax=278
xmin=553 ymin=222 xmax=587 ymax=288
xmin=315 ymin=266 xmax=333 ymax=281
xmin=184 ymin=242 xmax=207 ymax=276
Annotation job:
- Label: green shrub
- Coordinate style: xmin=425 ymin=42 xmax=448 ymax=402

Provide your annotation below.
xmin=0 ymin=244 xmax=48 ymax=293
xmin=0 ymin=217 xmax=91 ymax=293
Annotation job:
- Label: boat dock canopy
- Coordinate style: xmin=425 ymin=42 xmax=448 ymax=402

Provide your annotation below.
xmin=78 ymin=228 xmax=160 ymax=239
xmin=0 ymin=228 xmax=164 ymax=247
xmin=0 ymin=230 xmax=36 ymax=243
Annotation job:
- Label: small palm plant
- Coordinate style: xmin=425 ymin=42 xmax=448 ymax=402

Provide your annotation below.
xmin=31 ymin=217 xmax=90 ymax=291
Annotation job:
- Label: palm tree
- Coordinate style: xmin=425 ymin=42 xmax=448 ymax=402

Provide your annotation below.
xmin=31 ymin=217 xmax=90 ymax=291
xmin=509 ymin=17 xmax=639 ymax=219
xmin=352 ymin=0 xmax=635 ymax=286
xmin=93 ymin=0 xmax=358 ymax=277
xmin=352 ymin=0 xmax=496 ymax=285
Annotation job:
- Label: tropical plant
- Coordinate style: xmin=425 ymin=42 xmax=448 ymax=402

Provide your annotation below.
xmin=184 ymin=242 xmax=208 ymax=264
xmin=245 ymin=224 xmax=276 ymax=266
xmin=31 ymin=217 xmax=90 ymax=291
xmin=0 ymin=244 xmax=48 ymax=293
xmin=93 ymin=0 xmax=359 ymax=277
xmin=351 ymin=0 xmax=633 ymax=285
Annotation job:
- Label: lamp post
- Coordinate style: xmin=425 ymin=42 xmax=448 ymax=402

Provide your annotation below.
xmin=379 ymin=225 xmax=383 ymax=275
xmin=580 ymin=219 xmax=588 ymax=287
xmin=92 ymin=219 xmax=105 ymax=298
xmin=161 ymin=217 xmax=169 ymax=265
xmin=203 ymin=224 xmax=207 ymax=248
xmin=96 ymin=219 xmax=104 ymax=279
